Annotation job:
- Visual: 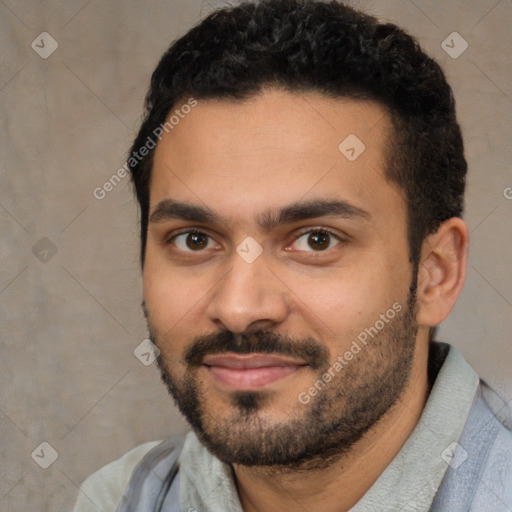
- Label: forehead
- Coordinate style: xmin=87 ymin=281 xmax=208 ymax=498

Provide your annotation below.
xmin=150 ymin=88 xmax=405 ymax=231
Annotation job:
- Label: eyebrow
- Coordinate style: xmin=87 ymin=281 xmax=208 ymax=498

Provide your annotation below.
xmin=149 ymin=198 xmax=370 ymax=229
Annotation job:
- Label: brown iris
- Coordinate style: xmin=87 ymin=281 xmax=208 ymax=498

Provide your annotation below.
xmin=308 ymin=232 xmax=330 ymax=250
xmin=186 ymin=232 xmax=209 ymax=250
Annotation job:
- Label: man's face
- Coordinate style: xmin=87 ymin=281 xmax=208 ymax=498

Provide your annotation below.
xmin=143 ymin=89 xmax=419 ymax=468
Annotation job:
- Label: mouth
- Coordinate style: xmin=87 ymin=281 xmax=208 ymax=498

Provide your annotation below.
xmin=202 ymin=353 xmax=308 ymax=390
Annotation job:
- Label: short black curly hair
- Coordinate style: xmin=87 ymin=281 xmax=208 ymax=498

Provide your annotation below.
xmin=128 ymin=0 xmax=467 ymax=275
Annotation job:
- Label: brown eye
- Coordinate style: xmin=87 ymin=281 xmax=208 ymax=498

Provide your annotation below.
xmin=291 ymin=229 xmax=340 ymax=252
xmin=307 ymin=232 xmax=330 ymax=251
xmin=186 ymin=232 xmax=208 ymax=250
xmin=172 ymin=231 xmax=216 ymax=251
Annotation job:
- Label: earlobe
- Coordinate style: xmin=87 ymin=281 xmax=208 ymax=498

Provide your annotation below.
xmin=415 ymin=217 xmax=469 ymax=327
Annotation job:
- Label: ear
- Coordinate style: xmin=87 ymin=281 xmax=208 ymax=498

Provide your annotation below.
xmin=415 ymin=217 xmax=469 ymax=327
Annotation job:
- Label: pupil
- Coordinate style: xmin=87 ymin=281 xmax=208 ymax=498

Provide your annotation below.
xmin=187 ymin=233 xmax=207 ymax=250
xmin=308 ymin=232 xmax=329 ymax=250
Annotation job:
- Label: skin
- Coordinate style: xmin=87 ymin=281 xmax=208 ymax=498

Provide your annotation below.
xmin=143 ymin=88 xmax=469 ymax=512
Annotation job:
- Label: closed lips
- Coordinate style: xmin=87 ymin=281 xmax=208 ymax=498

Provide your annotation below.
xmin=202 ymin=353 xmax=307 ymax=368
xmin=202 ymin=353 xmax=308 ymax=390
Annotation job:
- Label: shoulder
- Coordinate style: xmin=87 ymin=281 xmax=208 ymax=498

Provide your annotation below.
xmin=72 ymin=440 xmax=163 ymax=512
xmin=461 ymin=380 xmax=512 ymax=509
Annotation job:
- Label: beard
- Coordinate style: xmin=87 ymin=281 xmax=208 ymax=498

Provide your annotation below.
xmin=144 ymin=284 xmax=418 ymax=470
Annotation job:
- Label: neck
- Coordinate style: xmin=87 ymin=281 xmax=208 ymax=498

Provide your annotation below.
xmin=232 ymin=342 xmax=430 ymax=512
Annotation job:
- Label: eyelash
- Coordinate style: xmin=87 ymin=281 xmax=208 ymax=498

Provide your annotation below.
xmin=165 ymin=227 xmax=344 ymax=252
xmin=288 ymin=227 xmax=342 ymax=251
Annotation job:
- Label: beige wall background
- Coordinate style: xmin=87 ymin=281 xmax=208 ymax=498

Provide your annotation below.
xmin=1 ymin=0 xmax=511 ymax=510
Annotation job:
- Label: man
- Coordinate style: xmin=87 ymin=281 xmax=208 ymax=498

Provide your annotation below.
xmin=73 ymin=0 xmax=512 ymax=510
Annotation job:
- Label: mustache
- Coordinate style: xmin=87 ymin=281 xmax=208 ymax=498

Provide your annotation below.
xmin=184 ymin=329 xmax=329 ymax=370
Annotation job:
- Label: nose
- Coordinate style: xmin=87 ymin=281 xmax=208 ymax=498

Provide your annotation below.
xmin=205 ymin=248 xmax=289 ymax=333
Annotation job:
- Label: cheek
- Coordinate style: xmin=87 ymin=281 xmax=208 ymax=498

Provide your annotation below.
xmin=289 ymin=263 xmax=403 ymax=342
xmin=143 ymin=254 xmax=202 ymax=335
xmin=287 ymin=273 xmax=364 ymax=340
